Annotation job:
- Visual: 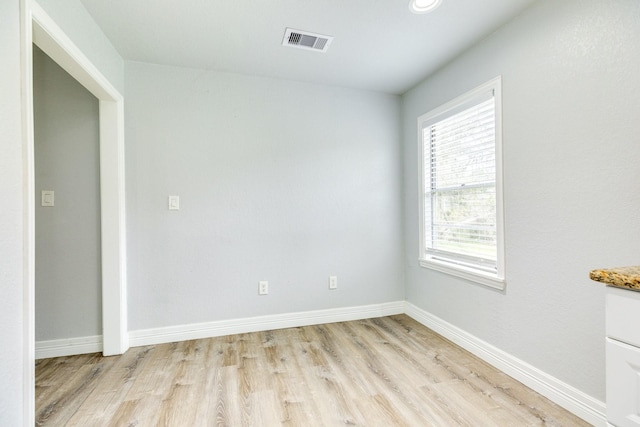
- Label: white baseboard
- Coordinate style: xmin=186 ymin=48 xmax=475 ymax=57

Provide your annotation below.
xmin=35 ymin=335 xmax=103 ymax=359
xmin=129 ymin=301 xmax=405 ymax=348
xmin=404 ymin=303 xmax=607 ymax=427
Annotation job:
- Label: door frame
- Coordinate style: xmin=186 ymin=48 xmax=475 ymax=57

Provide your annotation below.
xmin=22 ymin=0 xmax=128 ymax=422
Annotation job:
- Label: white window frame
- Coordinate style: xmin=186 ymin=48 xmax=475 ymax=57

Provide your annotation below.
xmin=417 ymin=76 xmax=505 ymax=290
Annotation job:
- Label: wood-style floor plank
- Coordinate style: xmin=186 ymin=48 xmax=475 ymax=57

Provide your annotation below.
xmin=35 ymin=315 xmax=591 ymax=426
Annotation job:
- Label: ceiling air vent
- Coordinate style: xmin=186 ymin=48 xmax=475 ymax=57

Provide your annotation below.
xmin=282 ymin=28 xmax=333 ymax=53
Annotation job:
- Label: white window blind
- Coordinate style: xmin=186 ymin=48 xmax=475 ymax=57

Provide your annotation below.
xmin=424 ymin=96 xmax=496 ymax=271
xmin=418 ymin=77 xmax=504 ymax=289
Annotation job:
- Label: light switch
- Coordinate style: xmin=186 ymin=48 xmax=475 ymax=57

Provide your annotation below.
xmin=41 ymin=190 xmax=54 ymax=207
xmin=168 ymin=195 xmax=180 ymax=210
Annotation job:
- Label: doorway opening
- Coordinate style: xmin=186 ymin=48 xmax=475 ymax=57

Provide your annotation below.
xmin=33 ymin=45 xmax=103 ymax=358
xmin=23 ymin=1 xmax=128 ymax=423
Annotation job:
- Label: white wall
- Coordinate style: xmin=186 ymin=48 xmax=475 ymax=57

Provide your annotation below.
xmin=125 ymin=61 xmax=404 ymax=330
xmin=33 ymin=46 xmax=102 ymax=342
xmin=0 ymin=1 xmax=26 ymax=424
xmin=402 ymin=0 xmax=640 ymax=402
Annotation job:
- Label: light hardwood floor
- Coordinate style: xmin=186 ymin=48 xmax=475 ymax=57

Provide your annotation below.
xmin=35 ymin=315 xmax=591 ymax=426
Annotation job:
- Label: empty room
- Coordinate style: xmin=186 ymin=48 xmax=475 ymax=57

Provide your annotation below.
xmin=2 ymin=0 xmax=640 ymax=425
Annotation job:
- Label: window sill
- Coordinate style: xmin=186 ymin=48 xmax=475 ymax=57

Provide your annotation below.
xmin=419 ymin=258 xmax=505 ymax=290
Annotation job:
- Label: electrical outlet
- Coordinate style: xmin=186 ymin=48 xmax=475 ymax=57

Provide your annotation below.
xmin=259 ymin=281 xmax=269 ymax=295
xmin=329 ymin=276 xmax=337 ymax=290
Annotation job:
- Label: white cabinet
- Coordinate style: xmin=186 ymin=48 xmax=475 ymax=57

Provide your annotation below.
xmin=607 ymin=286 xmax=640 ymax=426
xmin=607 ymin=338 xmax=640 ymax=426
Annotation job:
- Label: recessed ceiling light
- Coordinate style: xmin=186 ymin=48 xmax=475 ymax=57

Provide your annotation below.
xmin=409 ymin=0 xmax=442 ymax=14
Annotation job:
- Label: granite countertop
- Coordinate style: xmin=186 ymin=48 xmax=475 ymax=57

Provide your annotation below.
xmin=590 ymin=266 xmax=640 ymax=291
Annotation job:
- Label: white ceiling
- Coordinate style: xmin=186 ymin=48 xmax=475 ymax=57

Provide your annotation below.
xmin=80 ymin=0 xmax=537 ymax=95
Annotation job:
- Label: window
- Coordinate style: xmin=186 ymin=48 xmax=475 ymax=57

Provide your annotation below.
xmin=418 ymin=77 xmax=505 ymax=289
